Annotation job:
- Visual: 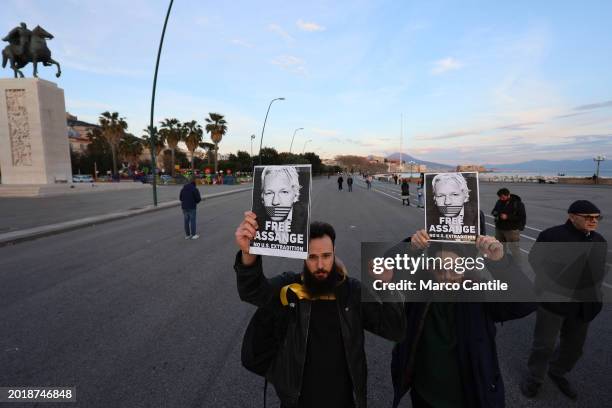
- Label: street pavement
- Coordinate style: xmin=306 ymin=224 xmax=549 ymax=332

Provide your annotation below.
xmin=0 ymin=183 xmax=248 ymax=233
xmin=0 ymin=177 xmax=610 ymax=407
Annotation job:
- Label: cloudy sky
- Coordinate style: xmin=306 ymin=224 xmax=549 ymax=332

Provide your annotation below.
xmin=2 ymin=0 xmax=611 ymax=164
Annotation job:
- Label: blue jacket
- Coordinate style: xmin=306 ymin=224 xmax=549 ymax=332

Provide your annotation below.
xmin=179 ymin=182 xmax=202 ymax=210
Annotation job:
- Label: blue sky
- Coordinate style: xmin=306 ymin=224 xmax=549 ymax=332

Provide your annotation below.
xmin=2 ymin=0 xmax=612 ymax=165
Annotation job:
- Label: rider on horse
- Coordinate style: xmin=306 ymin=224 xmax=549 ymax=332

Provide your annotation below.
xmin=2 ymin=23 xmax=32 ymax=58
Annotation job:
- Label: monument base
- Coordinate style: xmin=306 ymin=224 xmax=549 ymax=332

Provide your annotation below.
xmin=0 ymin=78 xmax=72 ymax=185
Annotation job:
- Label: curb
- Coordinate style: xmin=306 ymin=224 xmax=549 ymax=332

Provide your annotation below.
xmin=0 ymin=187 xmax=252 ymax=247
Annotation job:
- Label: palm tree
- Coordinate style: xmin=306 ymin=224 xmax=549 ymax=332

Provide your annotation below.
xmin=98 ymin=111 xmax=128 ymax=176
xmin=199 ymin=142 xmax=215 ymax=165
xmin=183 ymin=120 xmax=203 ymax=170
xmin=160 ymin=118 xmax=182 ymax=176
xmin=119 ymin=134 xmax=144 ymax=168
xmin=142 ymin=126 xmax=166 ymax=170
xmin=204 ymin=112 xmax=228 ymax=173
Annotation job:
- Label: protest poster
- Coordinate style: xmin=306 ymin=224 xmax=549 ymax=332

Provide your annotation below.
xmin=249 ymin=165 xmax=312 ymax=259
xmin=424 ymin=172 xmax=480 ymax=243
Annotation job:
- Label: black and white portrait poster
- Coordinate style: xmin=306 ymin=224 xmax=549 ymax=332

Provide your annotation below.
xmin=249 ymin=165 xmax=312 ymax=259
xmin=424 ymin=172 xmax=480 ymax=243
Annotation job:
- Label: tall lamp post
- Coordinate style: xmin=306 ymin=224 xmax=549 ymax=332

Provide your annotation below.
xmin=289 ymin=127 xmax=304 ymax=154
xmin=258 ymin=97 xmax=285 ymax=164
xmin=594 ymin=155 xmax=606 ymax=184
xmin=302 ymin=139 xmax=312 ymax=154
xmin=148 ymin=0 xmax=174 ymax=206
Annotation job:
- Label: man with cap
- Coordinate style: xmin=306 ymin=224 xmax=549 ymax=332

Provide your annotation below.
xmin=521 ymin=200 xmax=608 ymax=400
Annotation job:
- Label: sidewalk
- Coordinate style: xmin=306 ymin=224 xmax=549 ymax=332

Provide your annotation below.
xmin=0 ymin=184 xmax=252 ymax=246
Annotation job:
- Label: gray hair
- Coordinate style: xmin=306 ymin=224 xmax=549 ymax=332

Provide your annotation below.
xmin=432 ymin=173 xmax=470 ymax=198
xmin=261 ymin=166 xmax=301 ymax=202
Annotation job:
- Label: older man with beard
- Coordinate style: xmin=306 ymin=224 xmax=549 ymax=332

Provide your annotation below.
xmin=234 ymin=214 xmax=406 ymax=408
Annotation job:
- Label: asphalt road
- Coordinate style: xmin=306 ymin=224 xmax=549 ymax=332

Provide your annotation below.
xmin=0 ymin=177 xmax=610 ymax=407
xmin=0 ymin=184 xmax=248 ymax=233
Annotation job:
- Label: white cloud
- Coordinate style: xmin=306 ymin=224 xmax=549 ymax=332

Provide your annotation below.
xmin=230 ymin=39 xmax=254 ymax=49
xmin=267 ymin=24 xmax=294 ymax=43
xmin=431 ymin=57 xmax=464 ymax=75
xmin=271 ymin=55 xmax=307 ymax=75
xmin=296 ymin=19 xmax=326 ymax=32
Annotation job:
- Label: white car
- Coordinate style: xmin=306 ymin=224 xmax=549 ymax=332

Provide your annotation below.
xmin=73 ymin=174 xmax=94 ymax=183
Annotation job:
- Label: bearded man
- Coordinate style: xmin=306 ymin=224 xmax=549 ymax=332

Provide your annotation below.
xmin=234 ymin=214 xmax=406 ymax=408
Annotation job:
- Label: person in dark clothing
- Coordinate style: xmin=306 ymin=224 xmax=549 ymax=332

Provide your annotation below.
xmin=400 ymin=179 xmax=410 ymax=206
xmin=521 ymin=200 xmax=607 ymax=400
xmin=389 ymin=230 xmax=536 ymax=408
xmin=347 ymin=175 xmax=354 ymax=192
xmin=337 ymin=174 xmax=344 ymax=191
xmin=179 ymin=177 xmax=202 ymax=239
xmin=234 ymin=215 xmax=406 ymax=408
xmin=491 ymin=188 xmax=526 ymax=264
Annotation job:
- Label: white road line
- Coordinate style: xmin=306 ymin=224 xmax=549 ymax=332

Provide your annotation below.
xmin=484 ymin=213 xmax=542 ymax=232
xmin=373 ymin=188 xmax=402 ymax=201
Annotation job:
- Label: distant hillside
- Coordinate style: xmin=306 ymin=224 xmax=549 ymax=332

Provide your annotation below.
xmin=483 ymin=158 xmax=607 ymax=173
xmin=385 ymin=152 xmax=454 ymax=170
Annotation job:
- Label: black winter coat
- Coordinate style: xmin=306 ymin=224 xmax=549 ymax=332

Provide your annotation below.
xmin=389 ymin=239 xmax=536 ymax=408
xmin=179 ymin=182 xmax=201 ymax=210
xmin=234 ymin=252 xmax=406 ymax=408
xmin=491 ymin=194 xmax=526 ymax=231
xmin=529 ymin=220 xmax=608 ymax=321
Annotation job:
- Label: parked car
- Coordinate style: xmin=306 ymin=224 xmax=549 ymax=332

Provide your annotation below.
xmin=160 ymin=175 xmax=173 ymax=184
xmin=73 ymin=174 xmax=94 ymax=183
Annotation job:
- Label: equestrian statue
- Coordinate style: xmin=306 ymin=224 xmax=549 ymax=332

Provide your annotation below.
xmin=2 ymin=22 xmax=61 ymax=78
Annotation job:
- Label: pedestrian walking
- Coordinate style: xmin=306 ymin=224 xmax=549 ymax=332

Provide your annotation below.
xmin=491 ymin=188 xmax=526 ymax=264
xmin=179 ymin=176 xmax=202 ymax=239
xmin=337 ymin=174 xmax=344 ymax=191
xmin=347 ymin=174 xmax=353 ymax=192
xmin=521 ymin=200 xmax=607 ymax=400
xmin=367 ymin=175 xmax=372 ymax=190
xmin=400 ymin=178 xmax=410 ymax=206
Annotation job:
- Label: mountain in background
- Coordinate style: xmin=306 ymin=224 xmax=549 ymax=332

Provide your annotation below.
xmin=482 ymin=158 xmax=607 ymax=173
xmin=385 ymin=152 xmax=454 ymax=170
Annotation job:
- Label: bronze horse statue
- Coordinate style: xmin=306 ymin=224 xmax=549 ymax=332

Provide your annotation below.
xmin=2 ymin=25 xmax=61 ymax=78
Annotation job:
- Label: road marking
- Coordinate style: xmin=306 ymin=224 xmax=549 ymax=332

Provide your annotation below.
xmin=484 ymin=213 xmax=542 ymax=232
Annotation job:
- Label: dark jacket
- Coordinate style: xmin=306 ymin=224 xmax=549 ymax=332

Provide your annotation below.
xmin=234 ymin=252 xmax=406 ymax=408
xmin=401 ymin=182 xmax=409 ymax=196
xmin=347 ymin=177 xmax=354 ymax=185
xmin=338 ymin=176 xmax=344 ymax=184
xmin=529 ymin=220 xmax=608 ymax=321
xmin=390 ymin=239 xmax=536 ymax=408
xmin=491 ymin=194 xmax=526 ymax=231
xmin=179 ymin=182 xmax=201 ymax=210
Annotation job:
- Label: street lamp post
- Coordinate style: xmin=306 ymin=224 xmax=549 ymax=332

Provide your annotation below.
xmin=148 ymin=0 xmax=174 ymax=207
xmin=258 ymin=97 xmax=285 ymax=165
xmin=594 ymin=155 xmax=606 ymax=184
xmin=250 ymin=134 xmax=256 ymax=168
xmin=302 ymin=139 xmax=312 ymax=154
xmin=289 ymin=127 xmax=304 ymax=154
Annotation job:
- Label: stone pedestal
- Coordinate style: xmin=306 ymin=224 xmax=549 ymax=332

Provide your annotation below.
xmin=0 ymin=78 xmax=72 ymax=184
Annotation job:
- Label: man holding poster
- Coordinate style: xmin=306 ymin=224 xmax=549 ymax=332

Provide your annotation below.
xmin=425 ymin=172 xmax=480 ymax=243
xmin=250 ymin=165 xmax=311 ymax=259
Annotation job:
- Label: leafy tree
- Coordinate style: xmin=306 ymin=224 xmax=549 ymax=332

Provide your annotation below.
xmin=160 ymin=118 xmax=183 ymax=176
xmin=183 ymin=120 xmax=203 ymax=170
xmin=98 ymin=111 xmax=128 ymax=176
xmin=204 ymin=112 xmax=228 ymax=173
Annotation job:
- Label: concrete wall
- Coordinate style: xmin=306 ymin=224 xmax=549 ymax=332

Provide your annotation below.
xmin=0 ymin=78 xmax=71 ymax=184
